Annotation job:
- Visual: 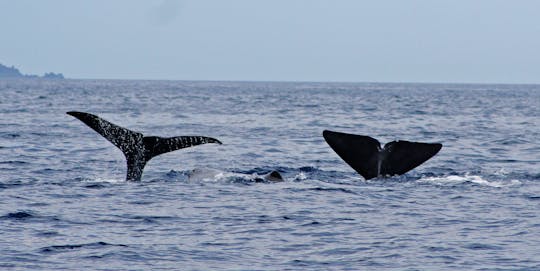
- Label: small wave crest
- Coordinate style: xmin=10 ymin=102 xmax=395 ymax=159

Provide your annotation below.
xmin=188 ymin=169 xmax=276 ymax=184
xmin=70 ymin=177 xmax=126 ymax=188
xmin=91 ymin=178 xmax=125 ymax=184
xmin=418 ymin=174 xmax=521 ymax=188
xmin=40 ymin=241 xmax=127 ymax=254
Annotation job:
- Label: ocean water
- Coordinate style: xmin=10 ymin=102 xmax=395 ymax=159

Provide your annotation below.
xmin=0 ymin=79 xmax=539 ymax=270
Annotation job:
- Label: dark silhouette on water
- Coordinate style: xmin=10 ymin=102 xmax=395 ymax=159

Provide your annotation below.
xmin=67 ymin=111 xmax=221 ymax=181
xmin=323 ymin=130 xmax=442 ymax=180
xmin=0 ymin=63 xmax=64 ymax=79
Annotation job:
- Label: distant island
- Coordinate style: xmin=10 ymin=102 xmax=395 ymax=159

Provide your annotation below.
xmin=0 ymin=63 xmax=64 ymax=79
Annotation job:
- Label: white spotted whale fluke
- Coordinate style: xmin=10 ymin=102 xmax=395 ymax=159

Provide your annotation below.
xmin=67 ymin=111 xmax=222 ymax=181
xmin=323 ymin=130 xmax=442 ymax=180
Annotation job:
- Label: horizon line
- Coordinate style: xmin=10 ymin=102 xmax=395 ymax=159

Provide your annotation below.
xmin=35 ymin=76 xmax=540 ymax=86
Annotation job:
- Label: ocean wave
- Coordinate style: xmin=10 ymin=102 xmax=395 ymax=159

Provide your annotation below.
xmin=40 ymin=242 xmax=127 ymax=253
xmin=1 ymin=211 xmax=34 ymax=220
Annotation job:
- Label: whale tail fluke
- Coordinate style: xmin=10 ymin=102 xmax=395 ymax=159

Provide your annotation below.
xmin=322 ymin=130 xmax=381 ymax=179
xmin=143 ymin=136 xmax=221 ymax=160
xmin=67 ymin=111 xmax=143 ymax=155
xmin=381 ymin=140 xmax=442 ymax=177
xmin=67 ymin=111 xmax=221 ymax=181
xmin=323 ymin=130 xmax=442 ymax=180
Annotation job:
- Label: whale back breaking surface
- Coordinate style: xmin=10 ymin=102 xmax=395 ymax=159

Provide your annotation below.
xmin=323 ymin=130 xmax=442 ymax=180
xmin=67 ymin=111 xmax=221 ymax=181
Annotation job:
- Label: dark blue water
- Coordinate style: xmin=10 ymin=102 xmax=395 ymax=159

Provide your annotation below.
xmin=1 ymin=79 xmax=539 ymax=270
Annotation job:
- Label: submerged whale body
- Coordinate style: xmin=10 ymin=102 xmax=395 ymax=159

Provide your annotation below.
xmin=323 ymin=130 xmax=442 ymax=180
xmin=187 ymin=168 xmax=284 ymax=182
xmin=67 ymin=111 xmax=221 ymax=181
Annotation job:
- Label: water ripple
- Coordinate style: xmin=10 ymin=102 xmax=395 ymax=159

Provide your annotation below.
xmin=40 ymin=242 xmax=128 ymax=254
xmin=1 ymin=80 xmax=539 ymax=270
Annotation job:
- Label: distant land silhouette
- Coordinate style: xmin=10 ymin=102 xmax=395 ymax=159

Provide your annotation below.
xmin=0 ymin=63 xmax=64 ymax=79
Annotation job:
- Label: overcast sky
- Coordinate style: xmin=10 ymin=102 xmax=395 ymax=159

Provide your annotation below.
xmin=1 ymin=0 xmax=539 ymax=83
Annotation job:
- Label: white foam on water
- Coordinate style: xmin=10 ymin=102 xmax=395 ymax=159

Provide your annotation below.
xmin=293 ymin=171 xmax=308 ymax=181
xmin=93 ymin=178 xmax=125 ymax=183
xmin=418 ymin=174 xmax=522 ymax=188
xmin=187 ymin=168 xmax=227 ymax=182
xmin=187 ymin=168 xmax=280 ymax=183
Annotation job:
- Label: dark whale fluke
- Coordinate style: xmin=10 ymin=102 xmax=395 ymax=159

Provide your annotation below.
xmin=67 ymin=111 xmax=222 ymax=181
xmin=323 ymin=130 xmax=442 ymax=180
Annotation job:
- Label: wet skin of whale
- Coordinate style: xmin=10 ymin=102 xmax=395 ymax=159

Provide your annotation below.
xmin=66 ymin=112 xmax=441 ymax=182
xmin=67 ymin=111 xmax=222 ymax=181
xmin=323 ymin=130 xmax=442 ymax=180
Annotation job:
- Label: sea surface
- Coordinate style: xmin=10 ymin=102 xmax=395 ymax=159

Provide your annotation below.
xmin=1 ymin=79 xmax=539 ymax=270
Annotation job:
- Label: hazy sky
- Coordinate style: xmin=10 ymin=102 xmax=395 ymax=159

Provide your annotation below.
xmin=1 ymin=0 xmax=539 ymax=83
